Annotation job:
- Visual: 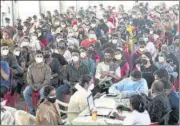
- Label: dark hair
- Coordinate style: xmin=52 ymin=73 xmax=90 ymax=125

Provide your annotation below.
xmin=130 ymin=70 xmax=142 ymax=80
xmin=40 ymin=85 xmax=55 ymax=104
xmin=129 ymin=95 xmax=146 ymax=113
xmin=160 ymin=78 xmax=172 ymax=90
xmin=153 ymin=68 xmax=170 ymax=80
xmin=71 ymin=49 xmax=80 ymax=54
xmin=152 ymin=80 xmax=164 ymax=93
xmin=1 ymin=43 xmax=9 ymax=47
xmin=79 ymin=74 xmax=92 ymax=88
xmin=36 ymin=50 xmax=43 ymax=55
xmin=143 ymin=51 xmax=153 ymax=64
xmin=138 ymin=40 xmax=146 ymax=45
xmin=104 ymin=47 xmax=114 ymax=55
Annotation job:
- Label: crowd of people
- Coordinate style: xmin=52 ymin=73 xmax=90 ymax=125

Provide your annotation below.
xmin=0 ymin=2 xmax=179 ymax=125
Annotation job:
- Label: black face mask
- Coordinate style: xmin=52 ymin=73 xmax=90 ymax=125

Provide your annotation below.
xmin=44 ymin=54 xmax=50 ymax=59
xmin=105 ymin=58 xmax=111 ymax=62
xmin=141 ymin=59 xmax=148 ymax=65
xmin=47 ymin=97 xmax=56 ymax=103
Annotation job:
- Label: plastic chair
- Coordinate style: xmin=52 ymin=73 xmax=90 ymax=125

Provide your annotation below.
xmin=24 ymin=91 xmax=40 ymax=112
xmin=3 ymin=68 xmax=19 ymax=107
xmin=62 ymin=93 xmax=71 ymax=103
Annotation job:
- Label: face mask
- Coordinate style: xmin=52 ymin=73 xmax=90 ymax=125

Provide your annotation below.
xmin=112 ymin=39 xmax=118 ymax=44
xmin=72 ymin=56 xmax=79 ymax=63
xmin=38 ymin=33 xmax=42 ymax=37
xmin=13 ymin=51 xmax=21 ymax=56
xmin=150 ymin=30 xmax=153 ymax=34
xmin=158 ymin=56 xmax=165 ymax=62
xmin=31 ymin=36 xmax=37 ymax=40
xmin=35 ymin=57 xmax=43 ymax=63
xmin=89 ymin=34 xmax=96 ymax=39
xmin=73 ymin=27 xmax=78 ymax=31
xmin=68 ymin=33 xmax=74 ymax=37
xmin=1 ymin=49 xmax=9 ymax=56
xmin=54 ymin=22 xmax=59 ymax=26
xmin=61 ymin=25 xmax=66 ymax=28
xmin=47 ymin=97 xmax=56 ymax=103
xmin=139 ymin=47 xmax=145 ymax=52
xmin=91 ymin=24 xmax=96 ymax=28
xmin=80 ymin=52 xmax=87 ymax=58
xmin=21 ymin=42 xmax=29 ymax=47
xmin=56 ymin=38 xmax=63 ymax=42
xmin=105 ymin=58 xmax=111 ymax=62
xmin=144 ymin=37 xmax=148 ymax=42
xmin=115 ymin=54 xmax=122 ymax=60
xmin=44 ymin=54 xmax=50 ymax=59
xmin=52 ymin=32 xmax=56 ymax=35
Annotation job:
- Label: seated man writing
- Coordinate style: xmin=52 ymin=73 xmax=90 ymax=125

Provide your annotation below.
xmin=109 ymin=70 xmax=148 ymax=98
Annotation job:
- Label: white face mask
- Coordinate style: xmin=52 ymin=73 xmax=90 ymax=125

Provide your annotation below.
xmin=150 ymin=30 xmax=153 ymax=34
xmin=35 ymin=57 xmax=43 ymax=63
xmin=72 ymin=56 xmax=79 ymax=63
xmin=52 ymin=32 xmax=56 ymax=35
xmin=1 ymin=49 xmax=9 ymax=56
xmin=80 ymin=52 xmax=87 ymax=58
xmin=139 ymin=47 xmax=145 ymax=52
xmin=158 ymin=56 xmax=165 ymax=63
xmin=89 ymin=34 xmax=96 ymax=39
xmin=38 ymin=33 xmax=42 ymax=37
xmin=112 ymin=39 xmax=118 ymax=44
xmin=61 ymin=25 xmax=66 ymax=28
xmin=68 ymin=32 xmax=74 ymax=37
xmin=21 ymin=41 xmax=29 ymax=47
xmin=31 ymin=36 xmax=37 ymax=40
xmin=144 ymin=37 xmax=148 ymax=42
xmin=13 ymin=51 xmax=21 ymax=56
xmin=73 ymin=27 xmax=78 ymax=31
xmin=56 ymin=38 xmax=62 ymax=42
xmin=91 ymin=24 xmax=96 ymax=28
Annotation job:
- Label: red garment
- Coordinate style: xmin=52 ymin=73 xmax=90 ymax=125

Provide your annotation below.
xmin=108 ymin=17 xmax=115 ymax=26
xmin=120 ymin=62 xmax=130 ymax=77
xmin=81 ymin=39 xmax=96 ymax=48
xmin=72 ymin=20 xmax=78 ymax=26
xmin=40 ymin=37 xmax=48 ymax=48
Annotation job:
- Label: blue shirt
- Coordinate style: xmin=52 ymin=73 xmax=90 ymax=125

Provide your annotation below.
xmin=44 ymin=33 xmax=55 ymax=42
xmin=109 ymin=77 xmax=148 ymax=98
xmin=0 ymin=61 xmax=10 ymax=88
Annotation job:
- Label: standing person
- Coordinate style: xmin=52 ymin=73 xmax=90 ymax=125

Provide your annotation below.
xmin=23 ymin=51 xmax=51 ymax=115
xmin=147 ymin=80 xmax=171 ymax=124
xmin=56 ymin=50 xmax=89 ymax=102
xmin=139 ymin=52 xmax=158 ymax=89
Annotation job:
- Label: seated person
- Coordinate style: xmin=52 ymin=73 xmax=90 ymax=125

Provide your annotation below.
xmin=161 ymin=79 xmax=179 ymax=125
xmin=43 ymin=47 xmax=62 ymax=88
xmin=1 ymin=31 xmax=15 ymax=47
xmin=109 ymin=70 xmax=148 ymax=98
xmin=68 ymin=74 xmax=92 ymax=122
xmin=113 ymin=95 xmax=151 ymax=125
xmin=80 ymin=48 xmax=95 ymax=77
xmin=36 ymin=85 xmax=63 ymax=125
xmin=0 ymin=61 xmax=10 ymax=99
xmin=147 ymin=80 xmax=171 ymax=124
xmin=56 ymin=49 xmax=89 ymax=102
xmin=23 ymin=51 xmax=51 ymax=115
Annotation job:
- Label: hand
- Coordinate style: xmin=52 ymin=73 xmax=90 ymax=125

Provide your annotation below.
xmin=101 ymin=71 xmax=110 ymax=76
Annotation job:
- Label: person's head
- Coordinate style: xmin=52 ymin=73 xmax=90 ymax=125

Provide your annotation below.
xmin=151 ymin=80 xmax=164 ymax=94
xmin=111 ymin=33 xmax=118 ymax=45
xmin=153 ymin=68 xmax=170 ymax=81
xmin=88 ymin=28 xmax=97 ymax=39
xmin=80 ymin=48 xmax=88 ymax=58
xmin=43 ymin=85 xmax=56 ymax=104
xmin=57 ymin=40 xmax=67 ymax=52
xmin=114 ymin=48 xmax=123 ymax=61
xmin=103 ymin=47 xmax=114 ymax=63
xmin=36 ymin=28 xmax=43 ymax=37
xmin=56 ymin=33 xmax=64 ymax=42
xmin=1 ymin=43 xmax=9 ymax=56
xmin=35 ymin=50 xmax=44 ymax=64
xmin=5 ymin=17 xmax=10 ymax=26
xmin=71 ymin=49 xmax=80 ymax=63
xmin=13 ymin=45 xmax=21 ymax=57
xmin=90 ymin=20 xmax=97 ymax=28
xmin=130 ymin=70 xmax=142 ymax=81
xmin=129 ymin=95 xmax=146 ymax=112
xmin=68 ymin=28 xmax=75 ymax=37
xmin=79 ymin=74 xmax=92 ymax=90
xmin=141 ymin=51 xmax=153 ymax=66
xmin=33 ymin=15 xmax=37 ymax=21
xmin=54 ymin=19 xmax=60 ymax=27
xmin=21 ymin=37 xmax=30 ymax=47
xmin=138 ymin=40 xmax=146 ymax=53
xmin=43 ymin=47 xmax=52 ymax=60
xmin=61 ymin=20 xmax=67 ymax=28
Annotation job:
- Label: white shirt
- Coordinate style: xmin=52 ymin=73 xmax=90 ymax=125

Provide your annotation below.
xmin=30 ymin=40 xmax=41 ymax=51
xmin=123 ymin=110 xmax=151 ymax=125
